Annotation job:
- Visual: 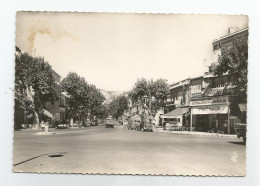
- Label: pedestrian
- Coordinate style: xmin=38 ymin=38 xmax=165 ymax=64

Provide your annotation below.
xmin=40 ymin=120 xmax=45 ymax=130
xmin=123 ymin=120 xmax=128 ymax=129
xmin=44 ymin=119 xmax=49 ymax=132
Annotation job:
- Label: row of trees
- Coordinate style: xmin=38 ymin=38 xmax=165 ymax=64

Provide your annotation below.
xmin=15 ymin=46 xmax=106 ymax=128
xmin=108 ymin=78 xmax=170 ymax=121
xmin=15 ymin=47 xmax=60 ymax=128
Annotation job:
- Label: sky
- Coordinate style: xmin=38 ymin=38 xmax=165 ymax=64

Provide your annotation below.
xmin=16 ymin=12 xmax=248 ymax=91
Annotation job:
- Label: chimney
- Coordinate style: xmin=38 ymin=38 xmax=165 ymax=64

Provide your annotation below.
xmin=228 ymin=27 xmax=237 ymax=34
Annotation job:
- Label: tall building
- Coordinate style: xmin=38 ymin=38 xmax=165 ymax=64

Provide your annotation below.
xmin=162 ymin=27 xmax=248 ymax=134
xmin=189 ymin=27 xmax=248 ymax=134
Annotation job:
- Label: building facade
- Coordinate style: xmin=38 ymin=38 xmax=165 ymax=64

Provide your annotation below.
xmin=191 ymin=28 xmax=248 ymax=134
xmin=43 ymin=70 xmax=67 ymax=125
xmin=162 ymin=27 xmax=248 ymax=134
xmin=163 ymin=78 xmax=191 ymax=129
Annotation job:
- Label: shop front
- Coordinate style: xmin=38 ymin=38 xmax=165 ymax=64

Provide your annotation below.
xmin=190 ymin=96 xmax=234 ymax=134
xmin=161 ymin=107 xmax=190 ymax=130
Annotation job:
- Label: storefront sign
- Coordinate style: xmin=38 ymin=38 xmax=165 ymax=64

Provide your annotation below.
xmin=191 ymin=96 xmax=228 ymax=106
xmin=212 ymin=97 xmax=228 ymax=104
xmin=191 ymin=99 xmax=212 ymax=106
xmin=192 ymin=105 xmax=228 ymax=115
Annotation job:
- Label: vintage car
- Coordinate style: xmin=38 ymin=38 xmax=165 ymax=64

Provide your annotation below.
xmin=105 ymin=116 xmax=115 ymax=128
xmin=57 ymin=123 xmax=68 ymax=129
xmin=234 ymin=123 xmax=247 ymax=144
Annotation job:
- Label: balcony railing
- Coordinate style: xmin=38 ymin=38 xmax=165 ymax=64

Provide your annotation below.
xmin=202 ymin=87 xmax=235 ymax=97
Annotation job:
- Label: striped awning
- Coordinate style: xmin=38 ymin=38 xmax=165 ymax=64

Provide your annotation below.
xmin=161 ymin=107 xmax=190 ymax=118
xmin=42 ymin=109 xmax=54 ymax=119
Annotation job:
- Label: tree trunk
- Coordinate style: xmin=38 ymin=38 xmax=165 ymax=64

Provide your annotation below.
xmin=33 ymin=111 xmax=40 ymax=129
xmin=70 ymin=110 xmax=74 ymax=127
xmin=70 ymin=118 xmax=74 ymax=127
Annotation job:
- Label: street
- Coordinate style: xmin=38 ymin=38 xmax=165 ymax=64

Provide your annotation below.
xmin=13 ymin=125 xmax=246 ymax=176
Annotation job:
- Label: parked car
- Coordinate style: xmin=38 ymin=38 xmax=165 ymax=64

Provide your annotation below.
xmin=234 ymin=123 xmax=247 ymax=144
xmin=57 ymin=123 xmax=68 ymax=129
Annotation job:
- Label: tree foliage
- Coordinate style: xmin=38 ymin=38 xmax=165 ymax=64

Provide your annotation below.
xmin=15 ymin=46 xmax=59 ymax=123
xmin=128 ymin=78 xmax=169 ymax=114
xmin=214 ymin=36 xmax=248 ymax=102
xmin=60 ymin=72 xmax=106 ymax=122
xmin=108 ymin=94 xmax=128 ymax=120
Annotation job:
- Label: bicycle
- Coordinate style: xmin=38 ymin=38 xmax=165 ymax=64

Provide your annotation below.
xmin=208 ymin=128 xmax=224 ymax=134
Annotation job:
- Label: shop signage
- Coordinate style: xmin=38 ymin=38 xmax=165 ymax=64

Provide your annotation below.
xmin=191 ymin=99 xmax=212 ymax=106
xmin=191 ymin=96 xmax=228 ymax=106
xmin=192 ymin=105 xmax=228 ymax=115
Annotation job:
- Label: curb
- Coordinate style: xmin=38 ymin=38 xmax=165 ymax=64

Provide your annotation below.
xmin=154 ymin=129 xmax=237 ymax=138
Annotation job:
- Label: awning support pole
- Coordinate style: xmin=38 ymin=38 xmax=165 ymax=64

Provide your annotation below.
xmin=190 ymin=108 xmax=193 ymax=132
xmin=228 ymin=106 xmax=230 ymax=134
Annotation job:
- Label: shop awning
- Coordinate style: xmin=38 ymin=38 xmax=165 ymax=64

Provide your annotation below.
xmin=42 ymin=109 xmax=54 ymax=119
xmin=161 ymin=107 xmax=189 ymax=118
xmin=238 ymin=103 xmax=247 ymax=112
xmin=192 ymin=105 xmax=228 ymax=115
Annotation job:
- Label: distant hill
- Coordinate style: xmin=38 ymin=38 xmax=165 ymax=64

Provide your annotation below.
xmin=100 ymin=90 xmax=127 ymax=104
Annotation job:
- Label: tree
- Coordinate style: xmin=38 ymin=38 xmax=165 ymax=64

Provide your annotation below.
xmin=149 ymin=78 xmax=169 ymax=112
xmin=60 ymin=72 xmax=106 ymax=125
xmin=87 ymin=84 xmax=106 ymax=120
xmin=15 ymin=47 xmax=59 ymax=128
xmin=60 ymin=72 xmax=87 ymax=125
xmin=108 ymin=94 xmax=128 ymax=120
xmin=214 ymin=36 xmax=248 ymax=102
xmin=92 ymin=104 xmax=108 ymax=119
xmin=128 ymin=78 xmax=169 ymax=114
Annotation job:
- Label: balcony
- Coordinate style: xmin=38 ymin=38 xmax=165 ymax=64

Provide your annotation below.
xmin=202 ymin=87 xmax=235 ymax=97
xmin=191 ymin=92 xmax=203 ymax=98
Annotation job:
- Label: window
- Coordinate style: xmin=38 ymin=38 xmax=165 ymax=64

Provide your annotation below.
xmin=168 ymin=118 xmax=177 ymax=124
xmin=178 ymin=118 xmax=180 ymax=122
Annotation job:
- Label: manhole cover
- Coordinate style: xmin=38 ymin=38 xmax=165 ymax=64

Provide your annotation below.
xmin=48 ymin=154 xmax=64 ymax=158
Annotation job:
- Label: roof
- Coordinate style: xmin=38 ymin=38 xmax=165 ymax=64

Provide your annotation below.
xmin=161 ymin=107 xmax=189 ymax=118
xmin=212 ymin=27 xmax=249 ymax=43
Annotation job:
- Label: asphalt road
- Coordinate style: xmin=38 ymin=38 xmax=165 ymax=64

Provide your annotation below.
xmin=13 ymin=125 xmax=246 ymax=176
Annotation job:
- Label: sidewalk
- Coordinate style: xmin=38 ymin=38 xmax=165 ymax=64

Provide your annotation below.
xmin=154 ymin=128 xmax=237 ymax=138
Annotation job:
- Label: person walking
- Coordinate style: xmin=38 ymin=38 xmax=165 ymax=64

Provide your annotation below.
xmin=123 ymin=120 xmax=128 ymax=130
xmin=40 ymin=120 xmax=45 ymax=130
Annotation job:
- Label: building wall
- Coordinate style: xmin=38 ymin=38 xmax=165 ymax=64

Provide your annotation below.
xmin=211 ymin=28 xmax=248 ymax=69
xmin=190 ymin=77 xmax=203 ymax=98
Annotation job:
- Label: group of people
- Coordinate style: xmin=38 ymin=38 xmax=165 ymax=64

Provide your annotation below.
xmin=121 ymin=115 xmax=156 ymax=130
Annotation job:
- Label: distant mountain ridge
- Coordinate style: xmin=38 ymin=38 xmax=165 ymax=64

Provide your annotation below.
xmin=100 ymin=90 xmax=127 ymax=104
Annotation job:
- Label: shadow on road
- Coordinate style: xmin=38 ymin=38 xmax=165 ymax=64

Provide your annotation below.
xmin=13 ymin=152 xmax=67 ymax=166
xmin=228 ymin=141 xmax=245 ymax=145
